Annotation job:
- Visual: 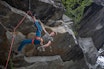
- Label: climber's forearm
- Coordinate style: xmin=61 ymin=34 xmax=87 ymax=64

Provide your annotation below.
xmin=42 ymin=41 xmax=52 ymax=48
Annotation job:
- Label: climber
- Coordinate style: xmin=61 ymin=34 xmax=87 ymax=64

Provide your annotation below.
xmin=16 ymin=16 xmax=56 ymax=55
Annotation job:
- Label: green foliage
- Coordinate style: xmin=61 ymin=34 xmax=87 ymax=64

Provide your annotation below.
xmin=62 ymin=0 xmax=92 ymax=23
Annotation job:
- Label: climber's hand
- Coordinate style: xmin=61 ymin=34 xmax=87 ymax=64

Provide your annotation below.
xmin=37 ymin=46 xmax=45 ymax=52
xmin=27 ymin=11 xmax=33 ymax=16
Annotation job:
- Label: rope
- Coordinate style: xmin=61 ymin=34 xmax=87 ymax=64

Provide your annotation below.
xmin=27 ymin=7 xmax=49 ymax=35
xmin=29 ymin=0 xmax=31 ymax=11
xmin=14 ymin=14 xmax=27 ymax=31
xmin=4 ymin=10 xmax=49 ymax=69
xmin=4 ymin=35 xmax=15 ymax=69
xmin=4 ymin=12 xmax=29 ymax=69
xmin=27 ymin=10 xmax=50 ymax=35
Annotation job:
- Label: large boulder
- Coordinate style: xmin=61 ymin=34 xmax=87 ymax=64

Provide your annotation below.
xmin=0 ymin=0 xmax=84 ymax=69
xmin=78 ymin=37 xmax=99 ymax=69
xmin=3 ymin=0 xmax=65 ymax=26
xmin=0 ymin=0 xmax=33 ymax=66
xmin=93 ymin=0 xmax=104 ymax=6
xmin=0 ymin=26 xmax=9 ymax=65
xmin=78 ymin=3 xmax=104 ymax=49
xmin=13 ymin=57 xmax=88 ymax=69
xmin=0 ymin=0 xmax=80 ymax=60
xmin=77 ymin=2 xmax=104 ymax=69
xmin=0 ymin=1 xmax=35 ymax=34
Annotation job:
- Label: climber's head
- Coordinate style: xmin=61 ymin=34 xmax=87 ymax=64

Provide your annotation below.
xmin=49 ymin=32 xmax=57 ymax=37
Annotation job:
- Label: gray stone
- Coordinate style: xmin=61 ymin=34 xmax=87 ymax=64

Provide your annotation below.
xmin=78 ymin=37 xmax=98 ymax=69
xmin=24 ymin=55 xmax=62 ymax=63
xmin=78 ymin=3 xmax=104 ymax=49
xmin=62 ymin=14 xmax=72 ymax=23
xmin=93 ymin=0 xmax=104 ymax=6
xmin=6 ymin=31 xmax=26 ymax=51
xmin=3 ymin=0 xmax=65 ymax=26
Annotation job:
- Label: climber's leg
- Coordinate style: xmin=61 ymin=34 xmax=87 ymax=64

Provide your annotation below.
xmin=34 ymin=20 xmax=42 ymax=37
xmin=18 ymin=39 xmax=32 ymax=52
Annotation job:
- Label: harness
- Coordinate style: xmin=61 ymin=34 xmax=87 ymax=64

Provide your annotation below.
xmin=32 ymin=37 xmax=41 ymax=44
xmin=32 ymin=38 xmax=34 ymax=44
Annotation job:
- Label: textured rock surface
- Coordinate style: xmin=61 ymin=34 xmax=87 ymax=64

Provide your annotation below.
xmin=2 ymin=0 xmax=104 ymax=69
xmin=14 ymin=58 xmax=88 ymax=69
xmin=78 ymin=37 xmax=98 ymax=69
xmin=93 ymin=0 xmax=104 ymax=6
xmin=0 ymin=1 xmax=81 ymax=68
xmin=0 ymin=1 xmax=34 ymax=34
xmin=3 ymin=0 xmax=65 ymax=26
xmin=0 ymin=27 xmax=9 ymax=65
xmin=78 ymin=3 xmax=104 ymax=49
xmin=6 ymin=30 xmax=76 ymax=61
xmin=0 ymin=2 xmax=34 ymax=66
xmin=77 ymin=2 xmax=104 ymax=69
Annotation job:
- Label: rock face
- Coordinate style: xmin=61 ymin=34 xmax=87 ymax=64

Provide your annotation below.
xmin=78 ymin=3 xmax=104 ymax=49
xmin=78 ymin=38 xmax=98 ymax=69
xmin=77 ymin=2 xmax=104 ymax=69
xmin=93 ymin=0 xmax=104 ymax=6
xmin=2 ymin=0 xmax=104 ymax=69
xmin=0 ymin=26 xmax=9 ymax=65
xmin=0 ymin=1 xmax=83 ymax=68
xmin=0 ymin=1 xmax=34 ymax=66
xmin=3 ymin=0 xmax=65 ymax=26
xmin=0 ymin=1 xmax=34 ymax=34
xmin=14 ymin=59 xmax=88 ymax=69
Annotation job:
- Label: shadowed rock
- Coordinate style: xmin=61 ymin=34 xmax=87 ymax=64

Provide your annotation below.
xmin=3 ymin=0 xmax=65 ymax=26
xmin=78 ymin=37 xmax=98 ymax=69
xmin=78 ymin=3 xmax=104 ymax=49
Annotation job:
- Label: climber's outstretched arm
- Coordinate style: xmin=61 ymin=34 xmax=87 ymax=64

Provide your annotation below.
xmin=42 ymin=40 xmax=52 ymax=48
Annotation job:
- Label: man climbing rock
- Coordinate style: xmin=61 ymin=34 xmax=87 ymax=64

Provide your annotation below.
xmin=37 ymin=31 xmax=56 ymax=51
xmin=16 ymin=16 xmax=56 ymax=56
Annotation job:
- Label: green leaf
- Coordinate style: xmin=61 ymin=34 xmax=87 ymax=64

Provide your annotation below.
xmin=62 ymin=0 xmax=92 ymax=23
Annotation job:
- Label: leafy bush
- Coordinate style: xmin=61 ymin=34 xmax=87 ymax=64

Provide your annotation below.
xmin=62 ymin=0 xmax=92 ymax=23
